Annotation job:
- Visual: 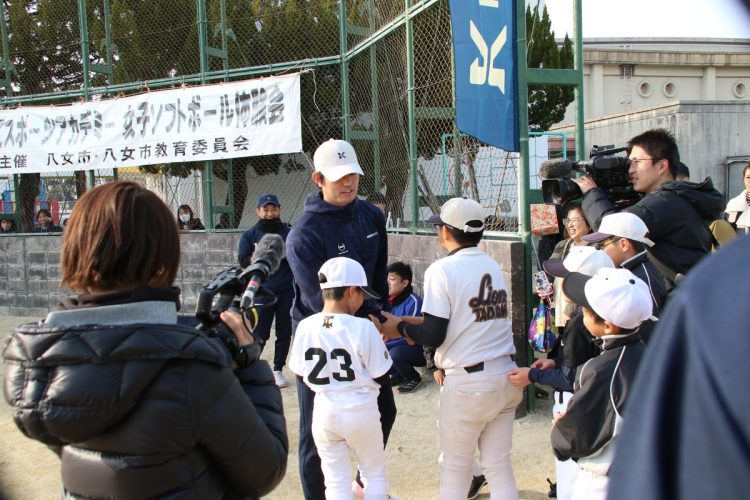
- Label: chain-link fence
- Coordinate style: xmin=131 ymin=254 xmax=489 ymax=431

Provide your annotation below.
xmin=0 ymin=0 xmax=548 ymax=234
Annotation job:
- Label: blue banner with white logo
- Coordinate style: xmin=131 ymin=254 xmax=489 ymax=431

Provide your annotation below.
xmin=449 ymin=0 xmax=519 ymax=152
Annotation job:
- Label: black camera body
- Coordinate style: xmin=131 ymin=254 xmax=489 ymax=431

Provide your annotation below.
xmin=195 ymin=266 xmax=272 ymax=367
xmin=541 ymin=146 xmax=642 ymax=207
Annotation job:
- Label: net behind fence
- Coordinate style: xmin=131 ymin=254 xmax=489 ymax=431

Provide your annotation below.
xmin=0 ymin=0 xmax=568 ymax=234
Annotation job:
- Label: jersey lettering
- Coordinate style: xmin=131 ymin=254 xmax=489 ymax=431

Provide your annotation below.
xmin=305 ymin=347 xmax=330 ymax=384
xmin=331 ymin=348 xmax=356 ymax=382
xmin=304 ymin=347 xmax=356 ymax=385
xmin=468 ymin=273 xmax=508 ymax=322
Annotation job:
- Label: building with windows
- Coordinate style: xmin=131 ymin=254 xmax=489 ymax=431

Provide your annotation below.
xmin=551 ymin=38 xmax=750 ymax=199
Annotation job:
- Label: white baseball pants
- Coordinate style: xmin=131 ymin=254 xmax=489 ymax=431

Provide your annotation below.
xmin=438 ymin=356 xmax=523 ymax=500
xmin=312 ymin=396 xmax=389 ymax=500
xmin=553 ymin=390 xmax=579 ymax=500
xmin=571 ymin=468 xmax=608 ymax=500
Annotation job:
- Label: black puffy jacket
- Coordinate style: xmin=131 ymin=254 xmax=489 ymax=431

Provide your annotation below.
xmin=582 ymin=178 xmax=724 ymax=275
xmin=3 ymin=321 xmax=288 ymax=499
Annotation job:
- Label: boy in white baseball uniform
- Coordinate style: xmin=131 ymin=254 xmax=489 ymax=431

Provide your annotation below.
xmin=376 ymin=197 xmax=522 ymax=500
xmin=289 ymin=257 xmax=394 ymax=500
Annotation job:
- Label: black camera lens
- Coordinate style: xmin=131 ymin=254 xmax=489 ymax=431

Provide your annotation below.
xmin=542 ymin=179 xmax=583 ymax=205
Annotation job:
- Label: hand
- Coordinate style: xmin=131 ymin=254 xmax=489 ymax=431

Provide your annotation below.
xmin=370 ymin=311 xmax=403 ymax=340
xmin=552 ymin=409 xmax=567 ymax=427
xmin=531 ymin=359 xmax=557 ymax=371
xmin=508 ymin=367 xmax=532 ymax=388
xmin=433 ymin=369 xmax=445 ymax=387
xmin=220 ymin=310 xmax=254 ymax=346
xmin=572 ymin=175 xmax=598 ymax=194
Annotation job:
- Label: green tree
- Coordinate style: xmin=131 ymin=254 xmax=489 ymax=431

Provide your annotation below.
xmin=3 ymin=0 xmax=86 ymax=231
xmin=526 ymin=4 xmax=574 ymax=131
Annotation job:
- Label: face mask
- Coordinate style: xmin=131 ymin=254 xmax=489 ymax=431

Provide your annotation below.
xmin=180 ymin=214 xmax=191 ymax=223
xmin=258 ymin=217 xmax=282 ymax=230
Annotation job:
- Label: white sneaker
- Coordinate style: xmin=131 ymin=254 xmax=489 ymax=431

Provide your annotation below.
xmin=273 ymin=370 xmax=289 ymax=388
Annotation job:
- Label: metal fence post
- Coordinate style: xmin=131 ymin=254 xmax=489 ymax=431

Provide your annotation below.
xmin=406 ymin=0 xmax=418 ymax=230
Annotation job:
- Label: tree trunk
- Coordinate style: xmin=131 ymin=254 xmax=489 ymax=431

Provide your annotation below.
xmin=18 ymin=173 xmax=40 ymax=232
xmin=231 ymin=159 xmax=248 ymax=229
xmin=74 ymin=171 xmax=87 ymax=198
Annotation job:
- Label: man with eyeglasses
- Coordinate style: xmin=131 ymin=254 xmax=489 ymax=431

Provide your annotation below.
xmin=572 ymin=128 xmax=722 ymax=290
xmin=582 ymin=212 xmax=666 ymax=342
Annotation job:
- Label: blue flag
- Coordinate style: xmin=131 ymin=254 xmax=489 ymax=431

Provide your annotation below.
xmin=449 ymin=0 xmax=519 ymax=152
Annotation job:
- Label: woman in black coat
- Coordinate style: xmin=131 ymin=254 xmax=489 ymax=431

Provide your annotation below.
xmin=3 ymin=182 xmax=287 ymax=499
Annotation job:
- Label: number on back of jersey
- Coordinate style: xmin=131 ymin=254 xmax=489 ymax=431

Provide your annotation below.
xmin=305 ymin=347 xmax=356 ymax=385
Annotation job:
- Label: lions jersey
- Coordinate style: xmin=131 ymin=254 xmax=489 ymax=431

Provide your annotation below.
xmin=289 ymin=312 xmax=392 ymax=406
xmin=422 ymin=246 xmax=515 ymax=369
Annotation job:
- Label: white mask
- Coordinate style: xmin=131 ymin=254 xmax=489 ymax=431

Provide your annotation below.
xmin=180 ymin=214 xmax=191 ymax=223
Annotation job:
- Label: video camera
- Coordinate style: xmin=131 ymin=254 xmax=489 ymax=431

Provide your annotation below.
xmin=540 ymin=146 xmax=641 ymax=208
xmin=194 ymin=233 xmax=284 ymax=366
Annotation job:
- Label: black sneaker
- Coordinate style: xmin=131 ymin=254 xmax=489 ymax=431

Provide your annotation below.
xmin=397 ymin=378 xmax=423 ymax=394
xmin=468 ymin=474 xmax=487 ymax=499
xmin=546 ymin=478 xmax=557 ymax=498
xmin=390 ymin=374 xmax=405 ymax=387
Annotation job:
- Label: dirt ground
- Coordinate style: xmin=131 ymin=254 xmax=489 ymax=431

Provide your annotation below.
xmin=0 ymin=316 xmax=556 ymax=500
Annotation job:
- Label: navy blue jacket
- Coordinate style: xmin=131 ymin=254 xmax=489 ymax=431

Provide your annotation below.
xmin=286 ymin=193 xmax=389 ymax=326
xmin=608 ymin=235 xmax=750 ymax=500
xmin=238 ymin=222 xmax=294 ymax=293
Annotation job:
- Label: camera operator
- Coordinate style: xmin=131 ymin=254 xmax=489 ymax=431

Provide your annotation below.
xmin=2 ymin=182 xmax=288 ymax=499
xmin=572 ymin=128 xmax=723 ymax=287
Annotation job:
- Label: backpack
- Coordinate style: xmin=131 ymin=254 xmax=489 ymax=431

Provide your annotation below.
xmin=709 ymin=218 xmax=736 ymax=251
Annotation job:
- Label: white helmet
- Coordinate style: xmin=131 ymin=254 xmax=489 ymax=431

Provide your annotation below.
xmin=313 ymin=139 xmax=365 ymax=181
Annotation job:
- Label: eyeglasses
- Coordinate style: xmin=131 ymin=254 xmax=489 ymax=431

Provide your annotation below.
xmin=562 ymin=218 xmax=585 ymax=225
xmin=595 ymin=237 xmax=621 ymax=250
xmin=629 ymin=157 xmax=655 ymax=167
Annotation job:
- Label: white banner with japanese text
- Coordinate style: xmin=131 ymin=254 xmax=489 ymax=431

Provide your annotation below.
xmin=0 ymin=73 xmax=302 ymax=174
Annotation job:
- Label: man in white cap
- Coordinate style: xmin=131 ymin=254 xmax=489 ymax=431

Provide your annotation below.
xmin=286 ymin=139 xmax=394 ymax=500
xmin=377 ymin=197 xmax=522 ymax=499
xmin=582 ymin=212 xmax=666 ymax=342
xmin=552 ymin=268 xmax=655 ymax=500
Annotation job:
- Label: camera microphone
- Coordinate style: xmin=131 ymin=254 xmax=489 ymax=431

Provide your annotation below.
xmin=539 ymin=158 xmax=574 ymax=180
xmin=240 ymin=233 xmax=285 ymax=309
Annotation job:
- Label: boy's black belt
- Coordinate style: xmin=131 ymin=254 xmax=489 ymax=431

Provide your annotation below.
xmin=464 ymin=362 xmax=484 ymax=373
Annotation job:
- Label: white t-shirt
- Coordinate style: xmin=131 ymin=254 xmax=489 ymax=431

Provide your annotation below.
xmin=289 ymin=312 xmax=393 ymax=406
xmin=422 ymin=246 xmax=515 ymax=369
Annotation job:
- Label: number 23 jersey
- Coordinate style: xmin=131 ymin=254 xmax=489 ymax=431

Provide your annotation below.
xmin=289 ymin=312 xmax=393 ymax=406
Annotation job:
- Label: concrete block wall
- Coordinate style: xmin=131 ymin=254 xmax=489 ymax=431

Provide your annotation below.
xmin=0 ymin=233 xmax=527 ymax=367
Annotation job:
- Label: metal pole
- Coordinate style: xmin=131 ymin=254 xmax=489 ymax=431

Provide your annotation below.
xmin=196 ymin=0 xmax=214 ymax=229
xmin=516 ymin=0 xmax=535 ymax=412
xmin=339 ymin=0 xmax=351 ymax=140
xmin=573 ymin=0 xmax=585 ymax=158
xmin=0 ymin=0 xmax=12 ymax=92
xmin=406 ymin=0 xmax=418 ymax=230
xmin=78 ymin=0 xmax=96 ymax=187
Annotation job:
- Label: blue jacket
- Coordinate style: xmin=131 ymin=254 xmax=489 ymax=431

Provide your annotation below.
xmin=238 ymin=222 xmax=294 ymax=293
xmin=386 ymin=287 xmax=423 ymax=349
xmin=286 ymin=193 xmax=389 ymax=327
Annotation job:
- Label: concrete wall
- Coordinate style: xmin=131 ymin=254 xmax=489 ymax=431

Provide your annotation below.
xmin=0 ymin=233 xmax=528 ymax=367
xmin=560 ymin=38 xmax=750 ymax=124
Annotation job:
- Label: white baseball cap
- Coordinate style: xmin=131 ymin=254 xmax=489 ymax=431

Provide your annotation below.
xmin=427 ymin=197 xmax=485 ymax=233
xmin=583 ymin=212 xmax=655 ymax=247
xmin=563 ymin=268 xmax=657 ymax=329
xmin=313 ymin=139 xmax=365 ymax=182
xmin=318 ymin=257 xmax=380 ymax=299
xmin=543 ymin=245 xmax=614 ymax=278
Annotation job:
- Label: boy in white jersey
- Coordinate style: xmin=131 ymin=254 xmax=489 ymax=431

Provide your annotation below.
xmin=289 ymin=257 xmax=394 ymax=500
xmin=375 ymin=197 xmax=522 ymax=499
